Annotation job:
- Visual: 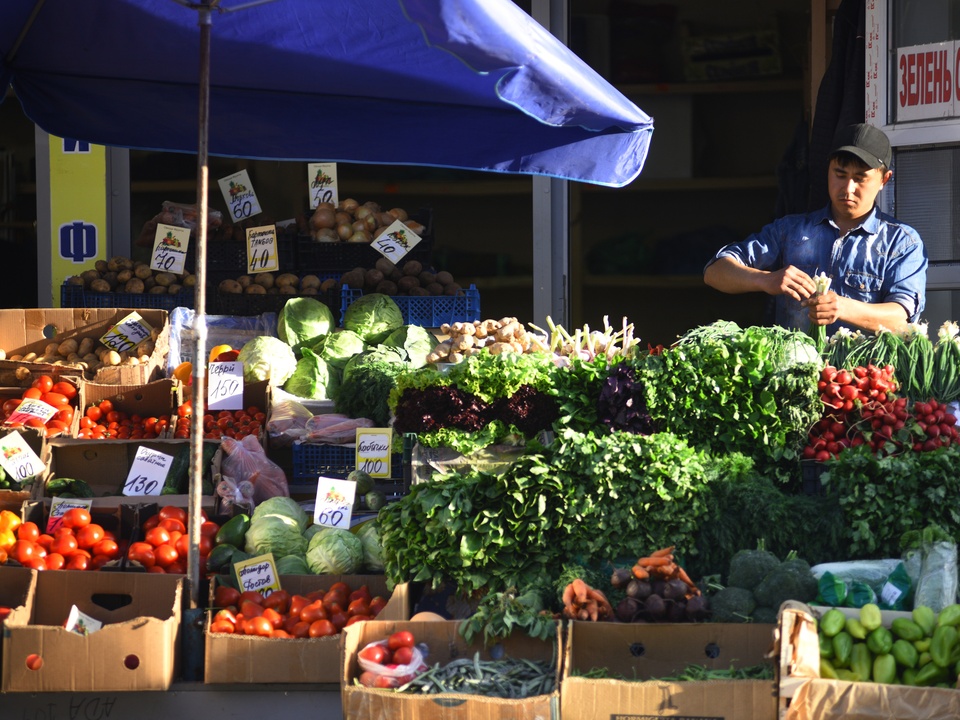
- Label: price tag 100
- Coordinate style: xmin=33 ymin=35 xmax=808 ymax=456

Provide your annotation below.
xmin=245 ymin=225 xmax=279 ymax=273
xmin=122 ymin=446 xmax=173 ymax=496
xmin=371 ymin=219 xmax=422 ymax=263
xmin=356 ymin=428 xmax=392 ymax=479
xmin=208 ymin=361 xmax=244 ymax=411
xmin=0 ymin=430 xmax=45 ymax=482
xmin=314 ymin=477 xmax=356 ymax=530
xmin=47 ymin=497 xmax=94 ymax=534
xmin=234 ymin=553 xmax=282 ymax=595
xmin=100 ymin=311 xmax=153 ymax=354
xmin=307 ymin=162 xmax=338 ymax=210
xmin=218 ymin=169 xmax=262 ymax=222
xmin=150 ymin=223 xmax=190 ymax=275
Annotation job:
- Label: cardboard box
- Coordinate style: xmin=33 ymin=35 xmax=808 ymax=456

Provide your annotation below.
xmin=341 ymin=619 xmax=562 ymax=719
xmin=76 ymin=377 xmax=180 ymax=437
xmin=204 ymin=575 xmax=409 ymax=684
xmin=37 ymin=437 xmax=219 ymax=515
xmin=562 ymin=621 xmax=778 ymax=720
xmin=777 ymin=601 xmax=960 ymax=719
xmin=0 ymin=308 xmax=169 ymax=386
xmin=2 ymin=571 xmax=182 ymax=692
xmin=0 ymin=566 xmax=38 ymax=684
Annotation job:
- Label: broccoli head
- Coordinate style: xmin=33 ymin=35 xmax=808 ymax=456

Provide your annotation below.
xmin=727 ymin=548 xmax=781 ymax=590
xmin=753 ymin=557 xmax=818 ymax=609
xmin=751 ymin=606 xmax=779 ymax=624
xmin=709 ymin=586 xmax=756 ymax=623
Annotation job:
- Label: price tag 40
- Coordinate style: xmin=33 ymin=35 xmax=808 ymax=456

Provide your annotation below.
xmin=123 ymin=446 xmax=173 ymax=496
xmin=245 ymin=225 xmax=279 ymax=273
xmin=371 ymin=219 xmax=422 ymax=263
xmin=313 ymin=477 xmax=356 ymax=530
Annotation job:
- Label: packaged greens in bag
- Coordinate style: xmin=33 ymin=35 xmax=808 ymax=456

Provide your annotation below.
xmin=844 ymin=581 xmax=877 ymax=608
xmin=878 ymin=562 xmax=912 ymax=611
xmin=817 ymin=571 xmax=848 ymax=607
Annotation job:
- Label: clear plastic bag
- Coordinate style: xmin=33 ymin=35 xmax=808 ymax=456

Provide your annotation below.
xmin=167 ymin=307 xmax=278 ymax=376
xmin=266 ymin=399 xmax=315 ymax=447
xmin=913 ymin=541 xmax=958 ymax=613
xmin=304 ymin=415 xmax=374 ymax=444
xmin=135 ymin=200 xmax=223 ymax=248
xmin=220 ymin=434 xmax=289 ymax=506
xmin=356 ymin=639 xmax=428 ymax=687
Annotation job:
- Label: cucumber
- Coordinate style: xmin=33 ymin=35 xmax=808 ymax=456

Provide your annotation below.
xmin=215 ymin=513 xmax=250 ymax=548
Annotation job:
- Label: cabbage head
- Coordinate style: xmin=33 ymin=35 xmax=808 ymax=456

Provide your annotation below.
xmin=343 ymin=293 xmax=404 ymax=344
xmin=382 ymin=325 xmax=436 ymax=368
xmin=283 ymin=347 xmax=340 ymax=400
xmin=277 ymin=296 xmax=335 ymax=350
xmin=237 ymin=335 xmax=298 ymax=387
xmin=305 ymin=527 xmax=363 ymax=575
xmin=252 ymin=495 xmax=309 ymax=533
xmin=244 ymin=514 xmax=307 ymax=559
xmin=312 ymin=330 xmax=367 ymax=372
xmin=353 ymin=520 xmax=383 ymax=572
xmin=275 ymin=554 xmax=310 ymax=575
xmin=302 ymin=524 xmax=326 ymax=543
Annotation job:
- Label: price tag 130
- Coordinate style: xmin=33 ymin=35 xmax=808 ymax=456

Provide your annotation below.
xmin=150 ymin=223 xmax=190 ymax=275
xmin=100 ymin=311 xmax=153 ymax=354
xmin=218 ymin=169 xmax=262 ymax=222
xmin=307 ymin=162 xmax=338 ymax=210
xmin=4 ymin=398 xmax=57 ymax=427
xmin=314 ymin=477 xmax=356 ymax=530
xmin=47 ymin=497 xmax=94 ymax=534
xmin=356 ymin=428 xmax=392 ymax=479
xmin=245 ymin=225 xmax=279 ymax=273
xmin=371 ymin=219 xmax=422 ymax=263
xmin=234 ymin=553 xmax=282 ymax=595
xmin=0 ymin=430 xmax=45 ymax=481
xmin=122 ymin=446 xmax=173 ymax=496
xmin=208 ymin=361 xmax=244 ymax=411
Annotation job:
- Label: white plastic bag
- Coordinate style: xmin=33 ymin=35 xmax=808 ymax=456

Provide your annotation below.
xmin=356 ymin=639 xmax=427 ymax=688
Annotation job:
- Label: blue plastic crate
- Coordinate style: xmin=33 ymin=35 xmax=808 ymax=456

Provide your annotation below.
xmin=290 ymin=441 xmax=408 ymax=503
xmin=61 ymin=282 xmax=195 ymax=310
xmin=340 ymin=284 xmax=480 ymax=328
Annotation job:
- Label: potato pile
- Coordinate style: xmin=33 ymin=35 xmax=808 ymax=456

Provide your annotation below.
xmin=66 ymin=256 xmax=196 ymax=296
xmin=308 ymin=198 xmax=425 ymax=245
xmin=0 ymin=329 xmax=161 ymax=375
xmin=427 ymin=317 xmax=548 ymax=364
xmin=216 ymin=272 xmax=328 ymax=296
xmin=340 ymin=257 xmax=461 ymax=297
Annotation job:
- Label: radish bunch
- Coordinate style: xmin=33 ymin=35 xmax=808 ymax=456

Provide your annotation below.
xmin=804 ymin=363 xmax=960 ymax=460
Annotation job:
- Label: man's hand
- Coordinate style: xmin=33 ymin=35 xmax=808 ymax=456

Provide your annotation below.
xmin=763 ymin=265 xmax=817 ymax=301
xmin=802 ymin=290 xmax=842 ymax=326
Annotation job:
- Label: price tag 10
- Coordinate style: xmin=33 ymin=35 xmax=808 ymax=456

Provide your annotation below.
xmin=218 ymin=169 xmax=262 ymax=222
xmin=245 ymin=225 xmax=279 ymax=273
xmin=207 ymin=361 xmax=244 ymax=411
xmin=234 ymin=553 xmax=282 ymax=595
xmin=307 ymin=162 xmax=338 ymax=210
xmin=313 ymin=477 xmax=356 ymax=530
xmin=122 ymin=446 xmax=173 ymax=496
xmin=150 ymin=223 xmax=190 ymax=275
xmin=100 ymin=311 xmax=153 ymax=354
xmin=356 ymin=428 xmax=392 ymax=479
xmin=371 ymin=219 xmax=422 ymax=263
xmin=0 ymin=430 xmax=45 ymax=482
xmin=47 ymin=497 xmax=94 ymax=534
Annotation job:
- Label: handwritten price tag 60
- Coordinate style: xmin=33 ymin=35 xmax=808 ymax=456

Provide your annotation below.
xmin=314 ymin=477 xmax=356 ymax=530
xmin=122 ymin=446 xmax=173 ymax=496
xmin=218 ymin=169 xmax=262 ymax=221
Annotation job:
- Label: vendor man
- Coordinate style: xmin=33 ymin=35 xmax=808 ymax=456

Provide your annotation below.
xmin=703 ymin=123 xmax=927 ymax=334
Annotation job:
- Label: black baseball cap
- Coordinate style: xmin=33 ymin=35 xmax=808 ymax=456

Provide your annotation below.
xmin=830 ymin=123 xmax=892 ymax=169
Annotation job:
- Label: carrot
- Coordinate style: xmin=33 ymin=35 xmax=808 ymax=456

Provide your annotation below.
xmin=572 ymin=578 xmax=588 ymax=604
xmin=562 ymin=582 xmax=575 ymax=608
xmin=632 ymin=564 xmax=649 ymax=580
xmin=676 ymin=566 xmax=700 ymax=595
xmin=637 ymin=556 xmax=673 ymax=568
xmin=651 ymin=545 xmax=675 ymax=558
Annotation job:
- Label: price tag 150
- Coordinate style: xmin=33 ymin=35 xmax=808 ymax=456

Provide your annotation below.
xmin=314 ymin=477 xmax=356 ymax=530
xmin=122 ymin=446 xmax=173 ymax=496
xmin=356 ymin=428 xmax=392 ymax=479
xmin=234 ymin=553 xmax=282 ymax=595
xmin=218 ymin=168 xmax=262 ymax=221
xmin=245 ymin=225 xmax=279 ymax=273
xmin=307 ymin=162 xmax=338 ymax=210
xmin=371 ymin=219 xmax=422 ymax=263
xmin=100 ymin=311 xmax=153 ymax=354
xmin=0 ymin=430 xmax=45 ymax=482
xmin=207 ymin=360 xmax=244 ymax=411
xmin=150 ymin=223 xmax=190 ymax=275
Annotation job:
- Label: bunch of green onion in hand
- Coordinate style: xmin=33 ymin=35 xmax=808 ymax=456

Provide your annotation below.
xmin=808 ymin=272 xmax=832 ymax=353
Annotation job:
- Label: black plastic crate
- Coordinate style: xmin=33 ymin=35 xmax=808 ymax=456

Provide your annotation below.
xmin=289 ymin=441 xmax=409 ymax=503
xmin=184 ymin=234 xmax=298 ymax=275
xmin=207 ymin=271 xmax=341 ymax=318
xmin=61 ymin=282 xmax=195 ymax=311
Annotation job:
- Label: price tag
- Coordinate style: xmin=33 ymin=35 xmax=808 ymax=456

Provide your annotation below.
xmin=234 ymin=553 xmax=282 ymax=594
xmin=100 ymin=311 xmax=153 ymax=354
xmin=245 ymin=225 xmax=279 ymax=273
xmin=371 ymin=219 xmax=422 ymax=262
xmin=207 ymin=361 xmax=244 ymax=411
xmin=149 ymin=223 xmax=190 ymax=275
xmin=0 ymin=430 xmax=45 ymax=481
xmin=356 ymin=428 xmax=392 ymax=478
xmin=122 ymin=446 xmax=174 ymax=496
xmin=4 ymin=399 xmax=57 ymax=427
xmin=47 ymin=497 xmax=94 ymax=534
xmin=313 ymin=477 xmax=356 ymax=530
xmin=65 ymin=605 xmax=103 ymax=636
xmin=307 ymin=162 xmax=338 ymax=210
xmin=218 ymin=169 xmax=262 ymax=221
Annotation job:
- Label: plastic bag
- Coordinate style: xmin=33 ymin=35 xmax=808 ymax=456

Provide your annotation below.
xmin=167 ymin=307 xmax=278 ymax=376
xmin=304 ymin=415 xmax=374 ymax=444
xmin=901 ymin=524 xmax=959 ymax=613
xmin=266 ymin=399 xmax=315 ymax=447
xmin=356 ymin=639 xmax=428 ymax=688
xmin=810 ymin=559 xmax=902 ymax=590
xmin=135 ymin=200 xmax=223 ymax=248
xmin=220 ymin=434 xmax=289 ymax=506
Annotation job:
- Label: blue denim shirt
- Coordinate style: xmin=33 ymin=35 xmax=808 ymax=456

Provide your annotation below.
xmin=706 ymin=205 xmax=928 ymax=332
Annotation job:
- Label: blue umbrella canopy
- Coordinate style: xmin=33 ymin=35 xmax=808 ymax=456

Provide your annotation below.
xmin=0 ymin=0 xmax=652 ymax=187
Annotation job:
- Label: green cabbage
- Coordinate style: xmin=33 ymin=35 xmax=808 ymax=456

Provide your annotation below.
xmin=353 ymin=519 xmax=384 ymax=572
xmin=305 ymin=527 xmax=363 ymax=575
xmin=382 ymin=325 xmax=436 ymax=368
xmin=312 ymin=330 xmax=367 ymax=372
xmin=342 ymin=293 xmax=404 ymax=344
xmin=237 ymin=335 xmax=298 ymax=387
xmin=251 ymin=495 xmax=310 ymax=533
xmin=275 ymin=554 xmax=310 ymax=575
xmin=277 ymin=296 xmax=336 ymax=350
xmin=243 ymin=514 xmax=307 ymax=559
xmin=302 ymin=524 xmax=326 ymax=543
xmin=283 ymin=347 xmax=340 ymax=400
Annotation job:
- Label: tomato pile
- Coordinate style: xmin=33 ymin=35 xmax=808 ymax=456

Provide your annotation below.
xmin=77 ymin=398 xmax=170 ymax=440
xmin=208 ymin=580 xmax=387 ymax=639
xmin=174 ymin=400 xmax=265 ymax=440
xmin=356 ymin=630 xmax=423 ymax=688
xmin=804 ymin=363 xmax=960 ymax=460
xmin=1 ymin=376 xmax=78 ymax=438
xmin=2 ymin=508 xmax=121 ymax=571
xmin=127 ymin=506 xmax=218 ymax=575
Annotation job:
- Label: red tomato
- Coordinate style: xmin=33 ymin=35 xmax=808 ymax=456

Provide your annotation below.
xmin=144 ymin=526 xmax=171 ymax=548
xmin=21 ymin=387 xmax=42 ymax=400
xmin=51 ymin=381 xmax=77 ymax=400
xmin=44 ymin=552 xmax=66 ymax=571
xmin=61 ymin=508 xmax=91 ymax=530
xmin=51 ymin=532 xmax=78 ymax=556
xmin=209 ymin=620 xmax=236 ymax=634
xmin=392 ymin=646 xmax=415 ymax=666
xmin=261 ymin=607 xmax=284 ymax=630
xmin=199 ymin=521 xmax=220 ymax=539
xmin=300 ymin=600 xmax=327 ymax=624
xmin=239 ymin=590 xmax=264 ymax=606
xmin=291 ymin=621 xmax=312 ymax=638
xmin=388 ymin=631 xmax=416 ymax=651
xmin=17 ymin=521 xmax=40 ymax=542
xmin=40 ymin=392 xmax=68 ymax=408
xmin=347 ymin=598 xmax=370 ymax=617
xmin=246 ymin=616 xmax=274 ymax=637
xmin=175 ymin=534 xmax=190 ymax=558
xmin=308 ymin=619 xmax=337 ymax=637
xmin=153 ymin=544 xmax=179 ymax=568
xmin=159 ymin=517 xmax=186 ymax=535
xmin=368 ymin=596 xmax=387 ymax=617
xmin=358 ymin=644 xmax=388 ymax=664
xmin=239 ymin=600 xmax=264 ymax=618
xmin=75 ymin=523 xmax=105 ymax=549
xmin=127 ymin=543 xmax=156 ymax=568
xmin=65 ymin=554 xmax=90 ymax=571
xmin=261 ymin=589 xmax=291 ymax=615
xmin=92 ymin=538 xmax=120 ymax=559
xmin=32 ymin=375 xmax=54 ymax=393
